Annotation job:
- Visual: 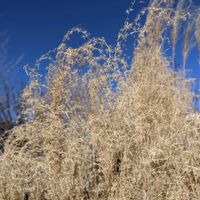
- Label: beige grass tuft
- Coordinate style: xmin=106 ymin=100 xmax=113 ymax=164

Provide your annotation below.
xmin=0 ymin=0 xmax=200 ymax=199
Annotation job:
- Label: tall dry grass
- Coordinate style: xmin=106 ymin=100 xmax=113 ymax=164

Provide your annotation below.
xmin=0 ymin=0 xmax=200 ymax=199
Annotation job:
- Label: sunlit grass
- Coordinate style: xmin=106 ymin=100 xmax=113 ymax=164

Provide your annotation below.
xmin=0 ymin=0 xmax=200 ymax=199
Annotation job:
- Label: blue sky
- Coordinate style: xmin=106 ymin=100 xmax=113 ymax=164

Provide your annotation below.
xmin=0 ymin=0 xmax=146 ymax=67
xmin=0 ymin=0 xmax=199 ymax=95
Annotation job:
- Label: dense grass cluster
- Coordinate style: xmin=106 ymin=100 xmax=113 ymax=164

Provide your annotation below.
xmin=0 ymin=0 xmax=200 ymax=199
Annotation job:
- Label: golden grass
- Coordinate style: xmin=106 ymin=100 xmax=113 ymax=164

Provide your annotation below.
xmin=0 ymin=0 xmax=200 ymax=199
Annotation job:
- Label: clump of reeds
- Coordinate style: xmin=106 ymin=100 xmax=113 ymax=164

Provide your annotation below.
xmin=0 ymin=0 xmax=200 ymax=199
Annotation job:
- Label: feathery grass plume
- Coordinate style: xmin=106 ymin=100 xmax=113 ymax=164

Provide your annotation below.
xmin=195 ymin=10 xmax=200 ymax=63
xmin=183 ymin=19 xmax=195 ymax=77
xmin=196 ymin=13 xmax=200 ymax=46
xmin=0 ymin=0 xmax=200 ymax=199
xmin=182 ymin=6 xmax=200 ymax=76
xmin=171 ymin=0 xmax=190 ymax=69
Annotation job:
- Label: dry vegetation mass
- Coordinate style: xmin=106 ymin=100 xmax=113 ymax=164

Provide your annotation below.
xmin=0 ymin=0 xmax=200 ymax=199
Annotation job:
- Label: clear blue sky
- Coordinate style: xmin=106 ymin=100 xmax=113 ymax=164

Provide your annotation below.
xmin=0 ymin=0 xmax=147 ymax=67
xmin=0 ymin=0 xmax=199 ymax=90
